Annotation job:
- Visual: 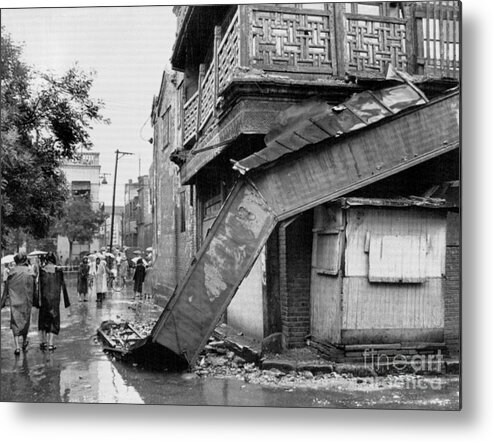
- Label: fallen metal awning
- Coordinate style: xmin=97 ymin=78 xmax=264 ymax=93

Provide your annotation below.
xmin=233 ymin=83 xmax=430 ymax=174
xmin=129 ymin=86 xmax=459 ymax=368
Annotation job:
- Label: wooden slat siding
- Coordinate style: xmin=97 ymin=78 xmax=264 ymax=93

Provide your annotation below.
xmin=310 ymin=272 xmax=343 ymax=343
xmin=345 ymin=208 xmax=446 ymax=279
xmin=341 ymin=277 xmax=444 ymax=331
xmin=250 ymin=91 xmax=459 ymax=221
xmin=151 ymin=181 xmax=277 ymax=365
xmin=310 ymin=205 xmax=344 ymax=343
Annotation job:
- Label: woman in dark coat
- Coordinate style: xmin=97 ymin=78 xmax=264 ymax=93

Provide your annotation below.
xmin=77 ymin=257 xmax=90 ymax=302
xmin=1 ymin=252 xmax=37 ymax=355
xmin=133 ymin=259 xmax=146 ymax=299
xmin=38 ymin=253 xmax=70 ymax=351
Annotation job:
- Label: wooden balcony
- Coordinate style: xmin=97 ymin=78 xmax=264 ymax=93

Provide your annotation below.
xmin=180 ymin=2 xmax=460 ymax=148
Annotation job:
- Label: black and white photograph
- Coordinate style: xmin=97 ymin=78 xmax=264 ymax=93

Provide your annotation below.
xmin=0 ymin=0 xmax=468 ymax=422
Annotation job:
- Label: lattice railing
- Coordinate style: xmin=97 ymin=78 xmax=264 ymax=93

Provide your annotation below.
xmin=415 ymin=1 xmax=460 ymax=79
xmin=345 ymin=13 xmax=407 ymax=74
xmin=217 ymin=10 xmax=240 ymax=93
xmin=199 ymin=61 xmax=215 ymax=131
xmin=183 ymin=91 xmax=198 ymax=146
xmin=249 ymin=5 xmax=335 ymax=73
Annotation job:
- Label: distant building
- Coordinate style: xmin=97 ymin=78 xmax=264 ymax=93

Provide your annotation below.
xmin=136 ymin=175 xmax=153 ymax=250
xmin=58 ymin=152 xmax=103 ymax=261
xmin=123 ymin=179 xmax=139 ymax=247
xmin=101 ymin=205 xmax=124 ymax=250
xmin=122 ymin=176 xmax=153 ymax=251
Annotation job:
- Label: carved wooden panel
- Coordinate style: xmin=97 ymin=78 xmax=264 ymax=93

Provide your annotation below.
xmin=345 ymin=15 xmax=407 ymax=74
xmin=250 ymin=7 xmax=334 ymax=72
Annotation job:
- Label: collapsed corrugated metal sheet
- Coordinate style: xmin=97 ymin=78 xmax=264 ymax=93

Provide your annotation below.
xmin=130 ymin=88 xmax=459 ymax=368
xmin=233 ymin=84 xmax=428 ymax=174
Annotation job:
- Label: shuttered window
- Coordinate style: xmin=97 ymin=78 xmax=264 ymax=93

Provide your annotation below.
xmin=369 ymin=235 xmax=426 ymax=283
xmin=313 ymin=231 xmax=342 ymax=276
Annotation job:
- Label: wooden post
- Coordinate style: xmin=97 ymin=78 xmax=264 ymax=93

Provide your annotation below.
xmin=405 ymin=3 xmax=418 ymax=75
xmin=238 ymin=5 xmax=249 ymax=68
xmin=196 ymin=63 xmax=205 ymax=137
xmin=333 ymin=3 xmax=347 ymax=78
xmin=213 ymin=25 xmax=221 ymax=116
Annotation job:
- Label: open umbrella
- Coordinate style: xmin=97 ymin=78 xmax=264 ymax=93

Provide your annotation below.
xmin=1 ymin=254 xmax=15 ymax=264
xmin=105 ymin=252 xmax=115 ymax=258
xmin=145 ymin=246 xmax=153 ymax=252
xmin=27 ymin=250 xmax=47 ymax=257
xmin=131 ymin=257 xmax=147 ymax=266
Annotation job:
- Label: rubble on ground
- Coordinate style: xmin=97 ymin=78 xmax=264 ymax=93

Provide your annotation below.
xmin=97 ymin=319 xmax=450 ymax=392
xmin=98 ymin=318 xmax=156 ymax=352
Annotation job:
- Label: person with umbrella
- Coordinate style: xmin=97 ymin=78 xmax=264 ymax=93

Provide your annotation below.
xmin=38 ymin=252 xmax=70 ymax=351
xmin=133 ymin=258 xmax=146 ymax=300
xmin=1 ymin=252 xmax=37 ymax=355
xmin=77 ymin=257 xmax=90 ymax=302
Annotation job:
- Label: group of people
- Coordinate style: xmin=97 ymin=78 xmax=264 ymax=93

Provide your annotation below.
xmin=1 ymin=250 xmax=148 ymax=357
xmin=1 ymin=252 xmax=70 ymax=354
xmin=76 ymin=252 xmax=145 ymax=302
xmin=76 ymin=255 xmax=110 ymax=303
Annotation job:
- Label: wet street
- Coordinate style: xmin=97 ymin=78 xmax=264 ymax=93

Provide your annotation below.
xmin=1 ymin=276 xmax=459 ymax=409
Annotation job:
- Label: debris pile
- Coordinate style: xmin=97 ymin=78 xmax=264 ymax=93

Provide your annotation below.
xmin=98 ymin=319 xmax=156 ymax=352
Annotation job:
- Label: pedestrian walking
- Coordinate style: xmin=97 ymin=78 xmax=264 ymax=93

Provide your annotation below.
xmin=0 ymin=252 xmax=37 ymax=355
xmin=133 ymin=258 xmax=146 ymax=299
xmin=94 ymin=256 xmax=108 ymax=303
xmin=38 ymin=252 xmax=70 ymax=351
xmin=77 ymin=257 xmax=90 ymax=302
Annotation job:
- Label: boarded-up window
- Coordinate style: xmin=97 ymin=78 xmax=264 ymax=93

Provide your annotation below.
xmin=313 ymin=232 xmax=342 ymax=276
xmin=369 ymin=235 xmax=427 ymax=283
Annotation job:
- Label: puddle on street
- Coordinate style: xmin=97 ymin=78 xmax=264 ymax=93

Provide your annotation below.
xmin=1 ymin=284 xmax=460 ymax=409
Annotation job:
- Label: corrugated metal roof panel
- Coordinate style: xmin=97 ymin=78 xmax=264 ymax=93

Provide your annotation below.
xmin=234 ymin=83 xmax=428 ymax=174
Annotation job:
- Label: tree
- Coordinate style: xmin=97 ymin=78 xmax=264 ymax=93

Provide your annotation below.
xmin=56 ymin=196 xmax=105 ymax=261
xmin=1 ymin=28 xmax=108 ymax=249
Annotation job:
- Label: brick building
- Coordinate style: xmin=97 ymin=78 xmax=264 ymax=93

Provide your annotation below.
xmin=149 ymin=2 xmax=460 ymax=362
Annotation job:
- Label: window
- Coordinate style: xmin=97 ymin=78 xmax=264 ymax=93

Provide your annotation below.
xmin=345 ymin=2 xmax=403 ymax=18
xmin=423 ymin=18 xmax=460 ymax=64
xmin=368 ymin=235 xmax=426 ymax=283
xmin=162 ymin=108 xmax=170 ymax=149
xmin=179 ymin=191 xmax=186 ymax=233
xmin=71 ymin=181 xmax=91 ymax=198
xmin=313 ymin=231 xmax=342 ymax=275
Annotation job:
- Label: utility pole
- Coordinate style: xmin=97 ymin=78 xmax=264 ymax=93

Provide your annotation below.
xmin=109 ymin=149 xmax=134 ymax=253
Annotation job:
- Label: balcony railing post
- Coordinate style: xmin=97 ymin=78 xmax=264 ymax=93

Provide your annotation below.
xmin=333 ymin=3 xmax=347 ymax=78
xmin=405 ymin=2 xmax=418 ymax=75
xmin=197 ymin=63 xmax=205 ymax=137
xmin=213 ymin=25 xmax=221 ymax=117
xmin=238 ymin=5 xmax=249 ymax=68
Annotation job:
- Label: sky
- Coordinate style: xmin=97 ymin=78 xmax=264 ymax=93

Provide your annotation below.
xmin=1 ymin=5 xmax=176 ymax=205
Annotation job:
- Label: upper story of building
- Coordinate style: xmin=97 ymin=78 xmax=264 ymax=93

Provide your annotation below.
xmin=61 ymin=151 xmax=101 ymax=210
xmin=168 ymin=2 xmax=460 ymax=183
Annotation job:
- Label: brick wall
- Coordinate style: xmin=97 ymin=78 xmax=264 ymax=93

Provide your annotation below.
xmin=444 ymin=245 xmax=460 ymax=355
xmin=150 ymin=72 xmax=196 ymax=306
xmin=279 ymin=212 xmax=313 ymax=348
